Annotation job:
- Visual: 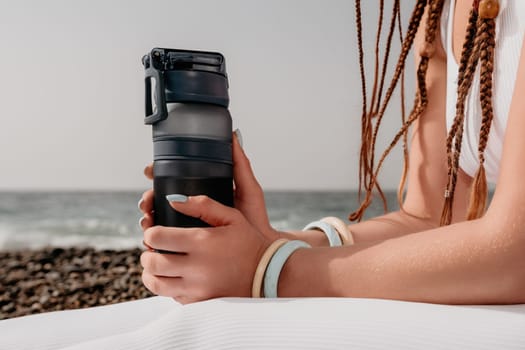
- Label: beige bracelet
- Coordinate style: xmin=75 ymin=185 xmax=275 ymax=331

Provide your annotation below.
xmin=320 ymin=217 xmax=354 ymax=245
xmin=251 ymin=238 xmax=289 ymax=298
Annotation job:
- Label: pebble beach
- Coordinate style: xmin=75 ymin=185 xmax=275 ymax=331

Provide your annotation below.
xmin=0 ymin=191 xmax=381 ymax=321
xmin=0 ymin=247 xmax=153 ymax=320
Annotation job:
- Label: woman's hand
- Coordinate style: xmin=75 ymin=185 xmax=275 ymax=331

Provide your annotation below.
xmin=230 ymin=130 xmax=278 ymax=240
xmin=138 ymin=131 xmax=280 ymax=241
xmin=141 ymin=194 xmax=272 ymax=304
xmin=138 ymin=131 xmax=280 ymax=302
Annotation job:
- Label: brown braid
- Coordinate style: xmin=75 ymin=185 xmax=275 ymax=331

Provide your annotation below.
xmin=375 ymin=0 xmax=402 ymax=116
xmin=355 ymin=0 xmax=370 ymax=203
xmin=396 ymin=0 xmax=409 ymax=210
xmin=368 ymin=0 xmax=396 ymax=212
xmin=355 ymin=0 xmax=404 ymax=212
xmin=369 ymin=0 xmax=430 ymax=184
xmin=352 ymin=0 xmax=500 ymax=225
xmin=440 ymin=6 xmax=481 ymax=225
xmin=440 ymin=0 xmax=499 ymax=225
xmin=466 ymin=6 xmax=497 ymax=220
xmin=350 ymin=0 xmax=437 ymax=222
xmin=373 ymin=1 xmax=406 ymax=210
xmin=368 ymin=0 xmax=385 ymax=121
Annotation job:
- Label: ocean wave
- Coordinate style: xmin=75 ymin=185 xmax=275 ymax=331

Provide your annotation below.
xmin=0 ymin=221 xmax=142 ymax=251
xmin=0 ymin=191 xmax=390 ymax=250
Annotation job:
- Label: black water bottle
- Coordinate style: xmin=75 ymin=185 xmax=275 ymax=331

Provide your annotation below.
xmin=142 ymin=48 xmax=233 ymax=227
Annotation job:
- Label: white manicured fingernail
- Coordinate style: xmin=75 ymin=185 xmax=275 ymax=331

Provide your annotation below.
xmin=139 ymin=216 xmax=146 ymax=228
xmin=234 ymin=128 xmax=243 ymax=148
xmin=137 ymin=198 xmax=144 ymax=210
xmin=166 ymin=194 xmax=188 ymax=203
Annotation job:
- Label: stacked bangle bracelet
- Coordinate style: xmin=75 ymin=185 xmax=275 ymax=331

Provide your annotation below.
xmin=303 ymin=217 xmax=354 ymax=246
xmin=263 ymin=240 xmax=311 ymax=298
xmin=302 ymin=220 xmax=342 ymax=247
xmin=251 ymin=239 xmax=311 ymax=298
xmin=252 ymin=239 xmax=288 ymax=298
xmin=320 ymin=216 xmax=355 ymax=245
xmin=251 ymin=217 xmax=353 ymax=299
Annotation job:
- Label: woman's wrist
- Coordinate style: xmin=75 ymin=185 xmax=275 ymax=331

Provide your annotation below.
xmin=276 ymin=246 xmax=334 ymax=297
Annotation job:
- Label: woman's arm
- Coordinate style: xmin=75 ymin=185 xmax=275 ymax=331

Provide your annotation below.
xmin=279 ymin=214 xmax=525 ymax=304
xmin=139 ymin=10 xmax=525 ymax=305
xmin=139 ymin=8 xmax=464 ymax=247
xmin=285 ymin=7 xmax=472 ymax=245
xmin=278 ymin=34 xmax=525 ymax=304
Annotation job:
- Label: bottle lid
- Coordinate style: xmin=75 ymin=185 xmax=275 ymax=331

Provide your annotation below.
xmin=143 ymin=48 xmax=230 ymax=124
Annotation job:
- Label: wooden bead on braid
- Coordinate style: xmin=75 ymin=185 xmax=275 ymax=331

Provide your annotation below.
xmin=478 ymin=0 xmax=499 ymax=19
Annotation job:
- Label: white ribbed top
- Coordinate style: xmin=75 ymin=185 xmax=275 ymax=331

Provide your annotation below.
xmin=440 ymin=0 xmax=525 ymax=183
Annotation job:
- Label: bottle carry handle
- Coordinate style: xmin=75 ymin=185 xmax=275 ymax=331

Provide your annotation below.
xmin=143 ymin=53 xmax=168 ymax=125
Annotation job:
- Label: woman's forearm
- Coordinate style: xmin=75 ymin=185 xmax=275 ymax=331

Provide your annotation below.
xmin=280 ymin=209 xmax=439 ymax=246
xmin=345 ymin=209 xmax=439 ymax=243
xmin=278 ymin=217 xmax=525 ymax=304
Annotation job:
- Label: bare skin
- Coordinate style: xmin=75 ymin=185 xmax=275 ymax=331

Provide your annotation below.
xmin=139 ymin=3 xmax=525 ymax=305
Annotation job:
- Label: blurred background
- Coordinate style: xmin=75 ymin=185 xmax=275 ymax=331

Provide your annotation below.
xmin=0 ymin=0 xmax=416 ymax=249
xmin=0 ymin=0 xmax=415 ymax=191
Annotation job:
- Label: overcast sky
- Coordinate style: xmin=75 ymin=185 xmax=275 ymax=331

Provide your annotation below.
xmin=0 ymin=0 xmax=416 ymax=191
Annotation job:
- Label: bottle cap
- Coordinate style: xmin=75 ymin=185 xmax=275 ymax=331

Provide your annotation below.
xmin=143 ymin=48 xmax=230 ymax=124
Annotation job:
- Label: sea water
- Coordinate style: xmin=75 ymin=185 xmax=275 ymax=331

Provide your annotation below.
xmin=0 ymin=191 xmax=399 ymax=250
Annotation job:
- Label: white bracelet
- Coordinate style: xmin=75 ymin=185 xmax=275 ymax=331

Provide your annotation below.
xmin=252 ymin=239 xmax=289 ymax=298
xmin=263 ymin=240 xmax=311 ymax=298
xmin=303 ymin=220 xmax=342 ymax=247
xmin=320 ymin=217 xmax=354 ymax=245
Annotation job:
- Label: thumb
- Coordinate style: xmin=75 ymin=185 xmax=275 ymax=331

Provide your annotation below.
xmin=233 ymin=130 xmax=263 ymax=197
xmin=143 ymin=163 xmax=154 ymax=180
xmin=166 ymin=194 xmax=240 ymax=227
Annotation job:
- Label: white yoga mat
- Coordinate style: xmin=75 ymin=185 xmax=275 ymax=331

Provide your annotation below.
xmin=1 ymin=297 xmax=524 ymax=349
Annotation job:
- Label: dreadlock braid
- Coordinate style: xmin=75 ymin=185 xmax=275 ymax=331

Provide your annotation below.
xmin=440 ymin=0 xmax=499 ymax=225
xmin=354 ymin=0 xmax=418 ymax=220
xmin=440 ymin=5 xmax=481 ymax=225
xmin=396 ymin=0 xmax=409 ymax=209
xmin=351 ymin=0 xmax=500 ymax=225
xmin=356 ymin=0 xmax=397 ymax=209
xmin=350 ymin=0 xmax=442 ymax=222
xmin=466 ymin=1 xmax=498 ymax=220
xmin=368 ymin=0 xmax=385 ymax=121
xmin=375 ymin=0 xmax=402 ymax=116
xmin=368 ymin=0 xmax=429 ymax=184
xmin=355 ymin=0 xmax=373 ymax=208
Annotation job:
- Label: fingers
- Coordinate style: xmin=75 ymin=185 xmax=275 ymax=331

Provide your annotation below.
xmin=142 ymin=270 xmax=185 ymax=298
xmin=167 ymin=194 xmax=240 ymax=227
xmin=138 ymin=189 xmax=154 ymax=214
xmin=141 ymin=255 xmax=209 ymax=303
xmin=144 ymin=163 xmax=154 ymax=180
xmin=139 ymin=213 xmax=154 ymax=230
xmin=139 ymin=189 xmax=154 ymax=230
xmin=144 ymin=225 xmax=203 ymax=253
xmin=232 ymin=130 xmax=263 ymax=198
xmin=141 ymin=271 xmax=202 ymax=304
xmin=141 ymin=250 xmax=186 ymax=277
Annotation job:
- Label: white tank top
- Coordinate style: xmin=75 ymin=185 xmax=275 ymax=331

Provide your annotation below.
xmin=440 ymin=0 xmax=525 ymax=183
